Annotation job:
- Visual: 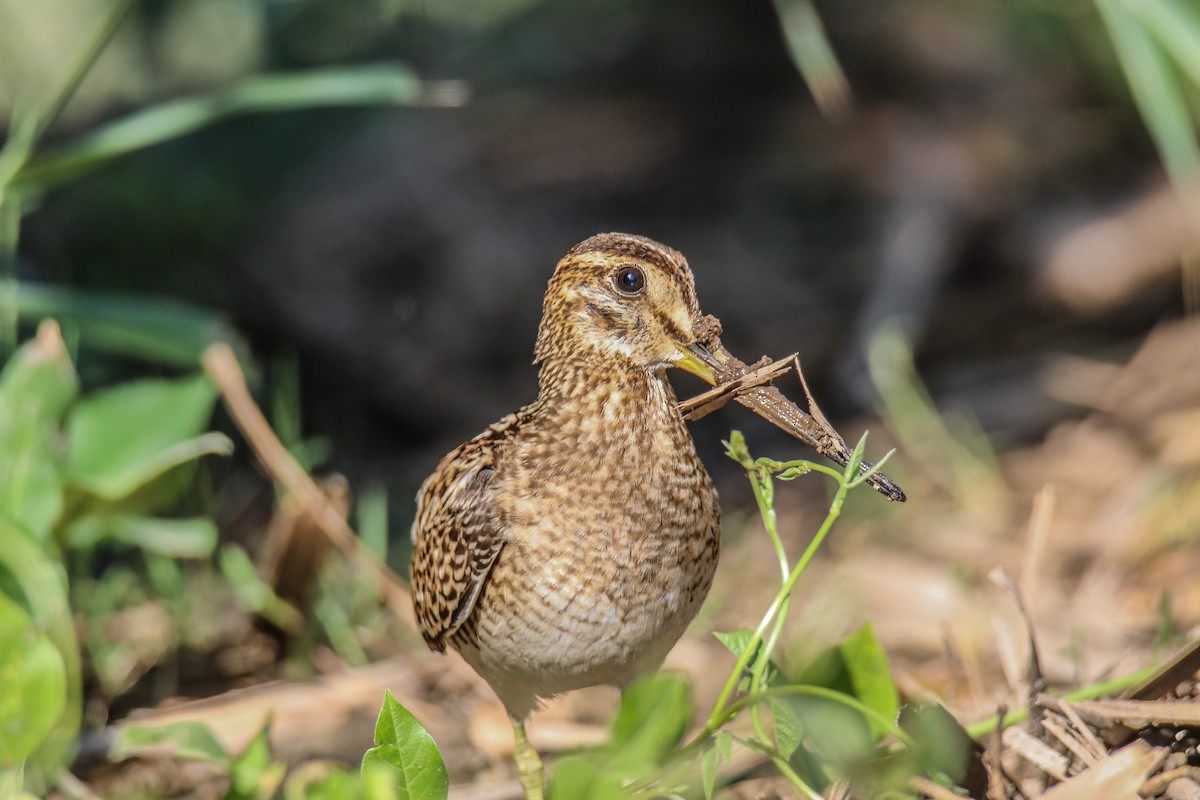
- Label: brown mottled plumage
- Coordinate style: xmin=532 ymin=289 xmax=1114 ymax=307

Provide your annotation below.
xmin=410 ymin=233 xmax=722 ymax=799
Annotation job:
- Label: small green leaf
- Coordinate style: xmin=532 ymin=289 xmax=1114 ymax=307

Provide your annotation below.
xmin=0 ymin=516 xmax=80 ymax=778
xmin=769 ymin=693 xmax=806 ymax=760
xmin=288 ymin=763 xmax=368 ymax=800
xmin=65 ymin=374 xmax=230 ymax=500
xmin=723 ymin=430 xmax=751 ymax=469
xmin=359 ymin=762 xmax=401 ymax=800
xmin=0 ymin=593 xmax=67 ymax=765
xmin=777 ymin=463 xmax=812 ymax=481
xmin=713 ymin=630 xmax=781 ymax=685
xmin=784 ymin=624 xmax=900 ymax=768
xmin=226 ymin=723 xmax=285 ymax=800
xmin=835 ymin=624 xmax=900 ymax=736
xmin=701 ymin=731 xmax=733 ymax=799
xmin=360 ymin=690 xmax=448 ymax=800
xmin=781 ymin=694 xmax=872 ymax=772
xmin=715 ymin=632 xmax=807 ymax=759
xmin=899 ymin=703 xmax=975 ymax=784
xmin=713 ymin=629 xmax=755 ymax=658
xmin=219 ymin=545 xmax=303 ymax=634
xmin=845 ymin=433 xmax=868 ymax=481
xmin=547 ymin=754 xmax=628 ymax=800
xmin=0 ymin=322 xmax=78 ymax=541
xmin=111 ymin=720 xmax=229 ymax=765
xmin=610 ymin=673 xmax=693 ymax=767
xmin=64 ymin=514 xmax=218 ymax=559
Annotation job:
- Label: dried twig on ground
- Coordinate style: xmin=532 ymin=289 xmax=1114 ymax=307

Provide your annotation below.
xmin=202 ymin=343 xmax=416 ymax=630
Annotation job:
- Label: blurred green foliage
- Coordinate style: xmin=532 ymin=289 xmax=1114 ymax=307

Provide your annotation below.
xmin=1098 ymin=0 xmax=1200 ymax=213
xmin=0 ymin=322 xmax=228 ymax=791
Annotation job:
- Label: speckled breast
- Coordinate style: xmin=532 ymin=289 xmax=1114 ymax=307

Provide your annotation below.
xmin=453 ymin=376 xmax=721 ymax=710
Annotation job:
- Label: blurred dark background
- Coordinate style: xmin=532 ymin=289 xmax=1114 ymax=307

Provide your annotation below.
xmin=7 ymin=0 xmax=1191 ymax=539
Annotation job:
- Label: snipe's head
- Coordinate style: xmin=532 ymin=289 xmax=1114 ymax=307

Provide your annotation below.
xmin=534 ymin=233 xmax=719 ymax=383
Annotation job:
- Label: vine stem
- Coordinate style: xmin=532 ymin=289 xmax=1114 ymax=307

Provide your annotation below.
xmin=688 ymin=445 xmax=862 ymax=749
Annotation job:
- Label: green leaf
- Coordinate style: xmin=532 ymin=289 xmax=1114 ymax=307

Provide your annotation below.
xmin=547 ymin=754 xmax=629 ymax=800
xmin=713 ymin=629 xmax=755 ymax=658
xmin=769 ymin=693 xmax=807 ymax=761
xmin=0 ymin=593 xmax=67 ymax=766
xmin=226 ymin=723 xmax=286 ymax=800
xmin=713 ymin=629 xmax=782 ymax=687
xmin=784 ymin=624 xmax=900 ymax=768
xmin=16 ymin=283 xmax=239 ymax=368
xmin=837 ymin=624 xmax=900 ymax=735
xmin=0 ymin=766 xmax=39 ymax=800
xmin=111 ymin=720 xmax=229 ymax=765
xmin=64 ymin=514 xmax=218 ymax=559
xmin=64 ymin=373 xmax=230 ymax=500
xmin=0 ymin=322 xmax=78 ymax=541
xmin=0 ymin=515 xmax=80 ymax=778
xmin=713 ymin=629 xmax=766 ymax=676
xmin=609 ymin=673 xmax=693 ymax=767
xmin=360 ymin=690 xmax=448 ymax=800
xmin=219 ymin=545 xmax=303 ymax=634
xmin=899 ymin=703 xmax=976 ymax=785
xmin=714 ymin=631 xmax=808 ymax=759
xmin=359 ymin=762 xmax=401 ymax=800
xmin=722 ymin=430 xmax=752 ymax=469
xmin=288 ymin=764 xmax=370 ymax=800
xmin=700 ymin=731 xmax=733 ymax=799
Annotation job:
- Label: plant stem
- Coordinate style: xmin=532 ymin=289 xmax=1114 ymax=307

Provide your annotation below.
xmin=724 ymin=685 xmax=919 ymax=751
xmin=700 ymin=460 xmax=853 ymax=738
xmin=749 ymin=467 xmax=788 ymax=581
xmin=35 ymin=0 xmax=137 ymax=137
xmin=965 ymin=665 xmax=1159 ymax=739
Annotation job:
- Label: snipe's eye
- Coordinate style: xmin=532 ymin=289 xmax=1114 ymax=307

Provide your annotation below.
xmin=614 ymin=266 xmax=645 ymax=295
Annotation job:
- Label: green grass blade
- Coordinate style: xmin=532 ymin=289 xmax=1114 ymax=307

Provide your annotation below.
xmin=1134 ymin=0 xmax=1200 ymax=90
xmin=14 ymin=64 xmax=465 ymax=193
xmin=33 ymin=0 xmax=137 ymax=138
xmin=1098 ymin=0 xmax=1200 ymax=198
xmin=18 ymin=283 xmax=240 ymax=367
xmin=771 ymin=0 xmax=852 ymax=118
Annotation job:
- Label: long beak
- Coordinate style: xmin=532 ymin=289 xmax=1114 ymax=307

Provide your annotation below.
xmin=673 ymin=341 xmax=720 ymax=385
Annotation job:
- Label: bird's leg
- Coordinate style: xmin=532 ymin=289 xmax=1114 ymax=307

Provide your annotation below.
xmin=511 ymin=719 xmax=545 ymax=800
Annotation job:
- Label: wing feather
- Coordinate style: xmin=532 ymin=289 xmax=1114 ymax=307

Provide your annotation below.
xmin=410 ymin=417 xmax=514 ymax=651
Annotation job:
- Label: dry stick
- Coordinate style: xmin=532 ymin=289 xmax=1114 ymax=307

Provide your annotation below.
xmin=908 ymin=776 xmax=971 ymax=800
xmin=1139 ymin=765 xmax=1200 ymax=798
xmin=1019 ymin=484 xmax=1057 ymax=615
xmin=989 ymin=568 xmax=1048 ymax=736
xmin=1040 ymin=714 xmax=1098 ymax=770
xmin=203 ymin=343 xmax=417 ymax=631
xmin=690 ymin=314 xmax=906 ymax=502
xmin=1039 ymin=695 xmax=1107 ymax=763
xmin=984 ymin=704 xmax=1013 ymax=800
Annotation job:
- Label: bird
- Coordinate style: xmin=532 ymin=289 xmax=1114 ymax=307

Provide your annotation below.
xmin=410 ymin=233 xmax=723 ymax=799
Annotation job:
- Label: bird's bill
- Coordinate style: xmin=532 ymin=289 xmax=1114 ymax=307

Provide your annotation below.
xmin=673 ymin=341 xmax=720 ymax=384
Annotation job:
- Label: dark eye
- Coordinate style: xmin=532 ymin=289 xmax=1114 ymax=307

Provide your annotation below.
xmin=614 ymin=266 xmax=645 ymax=294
